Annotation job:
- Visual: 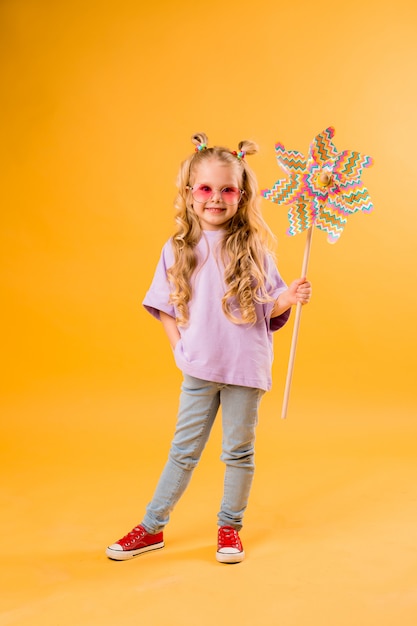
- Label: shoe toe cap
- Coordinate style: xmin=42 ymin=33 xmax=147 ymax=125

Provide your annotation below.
xmin=107 ymin=543 xmax=123 ymax=551
xmin=217 ymin=547 xmax=240 ymax=554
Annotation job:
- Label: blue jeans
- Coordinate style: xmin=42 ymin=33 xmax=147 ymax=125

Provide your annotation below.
xmin=142 ymin=374 xmax=264 ymax=533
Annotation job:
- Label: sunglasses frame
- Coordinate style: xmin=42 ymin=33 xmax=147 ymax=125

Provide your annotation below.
xmin=186 ymin=185 xmax=244 ymax=205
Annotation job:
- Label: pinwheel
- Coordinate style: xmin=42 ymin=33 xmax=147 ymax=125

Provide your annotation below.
xmin=262 ymin=127 xmax=374 ymax=418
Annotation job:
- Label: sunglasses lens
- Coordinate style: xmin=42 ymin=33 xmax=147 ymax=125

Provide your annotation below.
xmin=192 ymin=185 xmax=212 ymax=202
xmin=221 ymin=187 xmax=240 ymax=203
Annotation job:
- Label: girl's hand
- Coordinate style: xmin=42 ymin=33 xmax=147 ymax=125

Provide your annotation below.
xmin=287 ymin=277 xmax=312 ymax=306
xmin=271 ymin=277 xmax=312 ymax=317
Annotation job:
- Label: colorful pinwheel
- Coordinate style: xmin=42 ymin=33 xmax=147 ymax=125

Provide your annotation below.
xmin=262 ymin=126 xmax=373 ymax=243
xmin=262 ymin=127 xmax=374 ymax=418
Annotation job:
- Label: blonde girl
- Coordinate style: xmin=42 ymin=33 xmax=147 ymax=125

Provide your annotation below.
xmin=106 ymin=133 xmax=311 ymax=564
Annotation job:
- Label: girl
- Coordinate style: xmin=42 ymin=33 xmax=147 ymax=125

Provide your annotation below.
xmin=106 ymin=133 xmax=311 ymax=564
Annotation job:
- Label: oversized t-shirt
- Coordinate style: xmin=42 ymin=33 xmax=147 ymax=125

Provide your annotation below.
xmin=143 ymin=229 xmax=290 ymax=391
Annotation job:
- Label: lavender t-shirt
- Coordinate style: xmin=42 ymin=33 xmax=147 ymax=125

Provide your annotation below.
xmin=143 ymin=230 xmax=290 ymax=391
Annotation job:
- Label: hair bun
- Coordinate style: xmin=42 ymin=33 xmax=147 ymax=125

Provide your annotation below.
xmin=191 ymin=133 xmax=209 ymax=149
xmin=237 ymin=139 xmax=258 ymax=156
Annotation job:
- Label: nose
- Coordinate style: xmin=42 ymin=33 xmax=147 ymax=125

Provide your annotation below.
xmin=211 ymin=189 xmax=222 ymax=202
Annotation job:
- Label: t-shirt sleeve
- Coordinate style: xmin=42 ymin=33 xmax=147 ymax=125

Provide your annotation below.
xmin=142 ymin=241 xmax=176 ymax=320
xmin=264 ymin=254 xmax=291 ymax=332
xmin=270 ymin=308 xmax=290 ymax=331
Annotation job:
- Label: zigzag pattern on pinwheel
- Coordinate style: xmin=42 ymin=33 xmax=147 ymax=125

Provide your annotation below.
xmin=314 ymin=204 xmax=348 ymax=242
xmin=287 ymin=197 xmax=315 ymax=236
xmin=328 ymin=194 xmax=353 ymax=217
xmin=309 ymin=126 xmax=338 ymax=165
xmin=333 ymin=151 xmax=373 ymax=179
xmin=275 ymin=143 xmax=306 ymax=175
xmin=342 ymin=186 xmax=374 ymax=213
xmin=261 ymin=176 xmax=300 ymax=204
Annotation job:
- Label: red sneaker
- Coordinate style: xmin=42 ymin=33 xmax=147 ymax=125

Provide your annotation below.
xmin=216 ymin=525 xmax=245 ymax=563
xmin=106 ymin=524 xmax=164 ymax=561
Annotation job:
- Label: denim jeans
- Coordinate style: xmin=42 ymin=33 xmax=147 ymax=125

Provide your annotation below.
xmin=142 ymin=374 xmax=264 ymax=533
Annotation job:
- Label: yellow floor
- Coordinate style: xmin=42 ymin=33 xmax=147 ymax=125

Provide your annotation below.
xmin=1 ymin=382 xmax=416 ymax=626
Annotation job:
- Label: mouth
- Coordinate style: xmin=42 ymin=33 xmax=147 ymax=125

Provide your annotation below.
xmin=205 ymin=207 xmax=226 ymax=213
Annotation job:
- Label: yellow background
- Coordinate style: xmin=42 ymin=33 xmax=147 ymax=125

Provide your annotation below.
xmin=1 ymin=0 xmax=416 ymax=624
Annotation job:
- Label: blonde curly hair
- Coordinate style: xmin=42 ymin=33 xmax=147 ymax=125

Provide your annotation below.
xmin=168 ymin=132 xmax=276 ymax=326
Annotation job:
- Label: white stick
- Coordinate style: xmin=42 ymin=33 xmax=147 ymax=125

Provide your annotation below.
xmin=281 ymin=226 xmax=313 ymax=419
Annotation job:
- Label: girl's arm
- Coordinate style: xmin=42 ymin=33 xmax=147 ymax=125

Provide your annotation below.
xmin=160 ymin=311 xmax=181 ymax=349
xmin=271 ymin=277 xmax=312 ymax=318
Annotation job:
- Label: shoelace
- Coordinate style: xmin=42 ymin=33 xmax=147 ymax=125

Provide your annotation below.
xmin=218 ymin=526 xmax=241 ymax=548
xmin=120 ymin=525 xmax=145 ymax=547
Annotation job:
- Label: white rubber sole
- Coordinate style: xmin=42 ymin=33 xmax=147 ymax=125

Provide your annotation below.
xmin=106 ymin=541 xmax=165 ymax=561
xmin=216 ymin=549 xmax=245 ymax=564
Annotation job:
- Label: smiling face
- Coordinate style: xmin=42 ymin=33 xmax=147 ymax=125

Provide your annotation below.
xmin=189 ymin=158 xmax=242 ymax=231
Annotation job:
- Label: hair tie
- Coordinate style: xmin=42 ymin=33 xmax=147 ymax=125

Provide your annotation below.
xmin=195 ymin=143 xmax=207 ymax=152
xmin=232 ymin=150 xmax=246 ymax=161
